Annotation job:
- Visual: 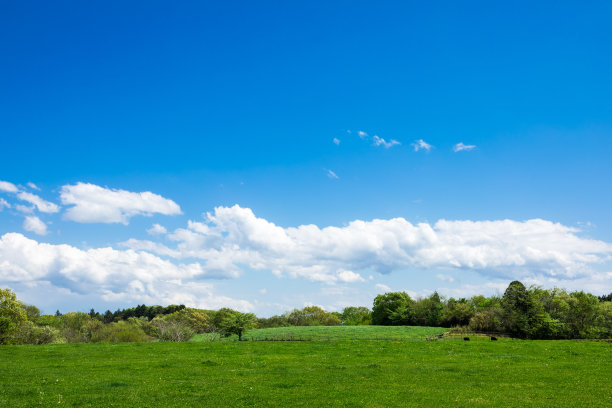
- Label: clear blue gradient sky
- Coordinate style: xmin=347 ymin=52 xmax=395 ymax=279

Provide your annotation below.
xmin=1 ymin=1 xmax=611 ymax=315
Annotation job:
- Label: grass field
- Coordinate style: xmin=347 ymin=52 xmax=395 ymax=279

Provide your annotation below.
xmin=1 ymin=330 xmax=610 ymax=407
xmin=190 ymin=325 xmax=449 ymax=342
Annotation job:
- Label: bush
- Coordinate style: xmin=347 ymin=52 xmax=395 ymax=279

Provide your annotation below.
xmin=468 ymin=309 xmax=503 ymax=332
xmin=151 ymin=318 xmax=195 ymax=342
xmin=14 ymin=321 xmax=65 ymax=345
xmin=92 ymin=321 xmax=152 ymax=343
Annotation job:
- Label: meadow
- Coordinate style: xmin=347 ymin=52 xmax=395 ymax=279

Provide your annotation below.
xmin=190 ymin=325 xmax=449 ymax=342
xmin=0 ymin=326 xmax=610 ymax=407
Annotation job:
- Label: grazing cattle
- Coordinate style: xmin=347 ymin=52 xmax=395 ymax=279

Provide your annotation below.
xmin=491 ymin=336 xmax=498 ymax=341
xmin=463 ymin=337 xmax=470 ymax=341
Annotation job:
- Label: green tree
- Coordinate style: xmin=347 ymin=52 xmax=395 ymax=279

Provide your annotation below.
xmin=372 ymin=292 xmax=413 ymax=325
xmin=340 ymin=306 xmax=372 ymax=325
xmin=217 ymin=310 xmax=256 ymax=341
xmin=0 ymin=288 xmax=28 ymax=344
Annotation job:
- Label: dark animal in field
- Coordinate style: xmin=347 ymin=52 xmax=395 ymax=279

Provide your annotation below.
xmin=490 ymin=336 xmax=498 ymax=341
xmin=463 ymin=337 xmax=470 ymax=341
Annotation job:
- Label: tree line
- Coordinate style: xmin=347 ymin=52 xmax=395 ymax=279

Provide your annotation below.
xmin=1 ymin=281 xmax=611 ymax=345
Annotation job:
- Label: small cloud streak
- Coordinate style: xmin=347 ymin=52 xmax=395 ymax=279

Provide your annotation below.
xmin=412 ymin=139 xmax=433 ymax=152
xmin=372 ymin=135 xmax=401 ymax=148
xmin=326 ymin=169 xmax=339 ymax=179
xmin=333 ymin=138 xmax=340 ymax=145
xmin=357 ymin=130 xmax=368 ymax=139
xmin=453 ymin=142 xmax=477 ymax=152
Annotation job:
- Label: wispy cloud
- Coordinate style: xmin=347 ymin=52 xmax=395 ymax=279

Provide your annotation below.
xmin=326 ymin=169 xmax=339 ymax=179
xmin=436 ymin=274 xmax=455 ymax=282
xmin=357 ymin=130 xmax=368 ymax=139
xmin=372 ymin=135 xmax=401 ymax=148
xmin=375 ymin=283 xmax=392 ymax=293
xmin=23 ymin=215 xmax=48 ymax=235
xmin=17 ymin=192 xmax=60 ymax=213
xmin=453 ymin=142 xmax=476 ymax=152
xmin=412 ymin=139 xmax=433 ymax=152
xmin=0 ymin=198 xmax=10 ymax=211
xmin=333 ymin=137 xmax=340 ymax=145
xmin=27 ymin=182 xmax=41 ymax=191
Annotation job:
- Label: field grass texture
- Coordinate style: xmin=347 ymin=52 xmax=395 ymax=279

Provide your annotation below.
xmin=191 ymin=325 xmax=449 ymax=342
xmin=1 ymin=331 xmax=610 ymax=407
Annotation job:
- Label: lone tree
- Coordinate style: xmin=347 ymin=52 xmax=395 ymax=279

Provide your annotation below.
xmin=217 ymin=309 xmax=256 ymax=341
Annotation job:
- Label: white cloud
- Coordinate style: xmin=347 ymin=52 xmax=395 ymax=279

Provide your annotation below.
xmin=412 ymin=139 xmax=433 ymax=152
xmin=60 ymin=183 xmax=182 ymax=224
xmin=0 ymin=181 xmax=18 ymax=193
xmin=337 ymin=269 xmax=365 ymax=283
xmin=0 ymin=232 xmax=252 ymax=311
xmin=326 ymin=170 xmax=339 ymax=179
xmin=14 ymin=205 xmax=34 ymax=214
xmin=27 ymin=182 xmax=41 ymax=191
xmin=17 ymin=192 xmax=60 ymax=213
xmin=23 ymin=216 xmax=48 ymax=235
xmin=333 ymin=138 xmax=341 ymax=145
xmin=375 ymin=283 xmax=392 ymax=293
xmin=372 ymin=135 xmax=401 ymax=148
xmin=453 ymin=142 xmax=476 ymax=152
xmin=0 ymin=198 xmax=9 ymax=211
xmin=357 ymin=131 xmax=368 ymax=138
xmin=147 ymin=223 xmax=167 ymax=236
xmin=121 ymin=205 xmax=612 ymax=285
xmin=435 ymin=273 xmax=455 ymax=282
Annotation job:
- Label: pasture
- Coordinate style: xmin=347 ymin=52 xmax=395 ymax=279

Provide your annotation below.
xmin=0 ymin=330 xmax=610 ymax=407
xmin=191 ymin=325 xmax=449 ymax=342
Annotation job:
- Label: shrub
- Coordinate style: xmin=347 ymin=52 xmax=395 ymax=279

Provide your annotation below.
xmin=14 ymin=321 xmax=65 ymax=345
xmin=151 ymin=318 xmax=195 ymax=342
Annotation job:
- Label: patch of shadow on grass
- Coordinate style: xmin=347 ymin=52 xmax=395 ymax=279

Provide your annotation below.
xmin=201 ymin=360 xmax=219 ymax=366
xmin=274 ymin=383 xmax=298 ymax=389
xmin=102 ymin=381 xmax=129 ymax=388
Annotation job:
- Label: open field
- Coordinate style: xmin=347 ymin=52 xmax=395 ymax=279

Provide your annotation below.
xmin=191 ymin=325 xmax=449 ymax=342
xmin=0 ymin=335 xmax=610 ymax=407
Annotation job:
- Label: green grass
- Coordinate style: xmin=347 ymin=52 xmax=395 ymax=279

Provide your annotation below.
xmin=190 ymin=325 xmax=449 ymax=342
xmin=0 ymin=336 xmax=610 ymax=407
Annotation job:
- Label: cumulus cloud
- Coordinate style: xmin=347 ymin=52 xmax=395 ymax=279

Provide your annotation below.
xmin=326 ymin=169 xmax=339 ymax=179
xmin=453 ymin=142 xmax=476 ymax=152
xmin=23 ymin=216 xmax=48 ymax=235
xmin=27 ymin=182 xmax=41 ymax=191
xmin=412 ymin=139 xmax=433 ymax=152
xmin=372 ymin=136 xmax=401 ymax=148
xmin=333 ymin=138 xmax=340 ymax=145
xmin=60 ymin=183 xmax=182 ymax=224
xmin=147 ymin=223 xmax=167 ymax=236
xmin=0 ymin=181 xmax=18 ymax=193
xmin=17 ymin=192 xmax=60 ymax=213
xmin=0 ymin=232 xmax=252 ymax=311
xmin=121 ymin=205 xmax=612 ymax=285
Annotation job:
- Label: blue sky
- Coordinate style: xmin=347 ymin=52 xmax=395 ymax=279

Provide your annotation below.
xmin=1 ymin=1 xmax=611 ymax=315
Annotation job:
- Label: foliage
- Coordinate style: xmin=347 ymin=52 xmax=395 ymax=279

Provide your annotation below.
xmin=372 ymin=291 xmax=413 ymax=325
xmin=340 ymin=306 xmax=372 ymax=325
xmin=0 ymin=288 xmax=28 ymax=344
xmin=286 ymin=306 xmax=341 ymax=326
xmin=216 ymin=309 xmax=256 ymax=341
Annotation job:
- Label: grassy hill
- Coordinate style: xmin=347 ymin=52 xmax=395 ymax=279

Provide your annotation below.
xmin=190 ymin=325 xmax=449 ymax=342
